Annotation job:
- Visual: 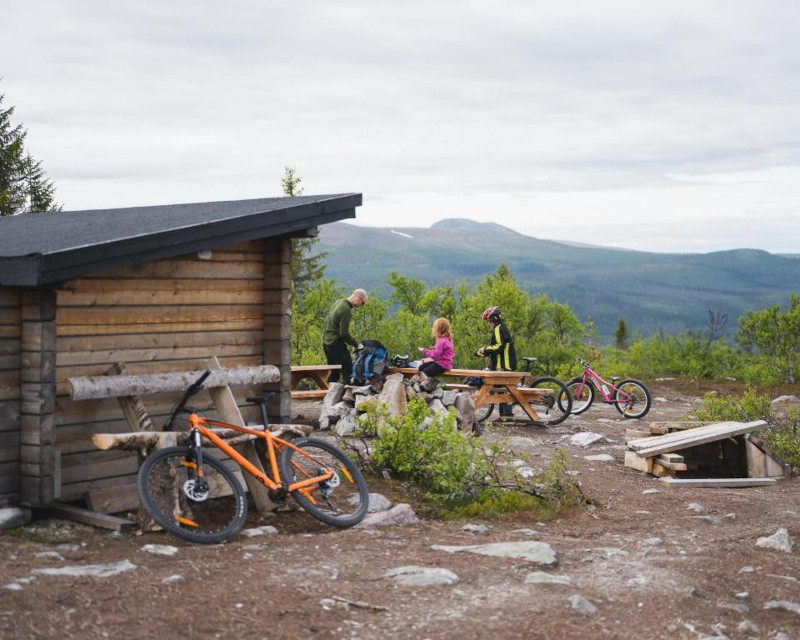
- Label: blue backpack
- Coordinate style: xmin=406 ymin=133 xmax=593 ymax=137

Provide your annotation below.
xmin=351 ymin=340 xmax=389 ymax=385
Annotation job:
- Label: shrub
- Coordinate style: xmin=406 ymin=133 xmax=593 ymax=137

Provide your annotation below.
xmin=687 ymin=388 xmax=800 ymax=470
xmin=347 ymin=396 xmax=586 ymax=516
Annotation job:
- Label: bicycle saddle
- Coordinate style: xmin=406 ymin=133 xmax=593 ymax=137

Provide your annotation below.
xmin=521 ymin=356 xmax=538 ymax=362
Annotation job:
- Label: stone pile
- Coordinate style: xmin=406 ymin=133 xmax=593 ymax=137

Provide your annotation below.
xmin=318 ymin=372 xmax=478 ymax=436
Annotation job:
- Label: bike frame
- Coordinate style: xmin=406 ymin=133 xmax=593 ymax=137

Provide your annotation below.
xmin=186 ymin=414 xmax=338 ymax=503
xmin=575 ymin=366 xmax=631 ymax=405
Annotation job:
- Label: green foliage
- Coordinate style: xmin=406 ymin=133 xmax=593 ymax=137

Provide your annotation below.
xmin=0 ymin=91 xmax=62 ymax=216
xmin=348 ymin=397 xmax=584 ymax=515
xmin=737 ymin=294 xmax=800 ymax=384
xmin=688 ymin=388 xmax=800 ymax=470
xmin=291 ymin=277 xmax=344 ymax=365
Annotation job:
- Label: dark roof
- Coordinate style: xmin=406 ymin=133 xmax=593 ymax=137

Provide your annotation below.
xmin=0 ymin=193 xmax=361 ymax=286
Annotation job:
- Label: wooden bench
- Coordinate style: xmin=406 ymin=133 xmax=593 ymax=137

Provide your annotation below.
xmin=290 ymin=364 xmax=342 ymax=400
xmin=389 ymin=367 xmax=552 ymax=422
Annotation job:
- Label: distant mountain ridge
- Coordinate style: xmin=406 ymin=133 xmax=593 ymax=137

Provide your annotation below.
xmin=317 ymin=219 xmax=800 ymax=341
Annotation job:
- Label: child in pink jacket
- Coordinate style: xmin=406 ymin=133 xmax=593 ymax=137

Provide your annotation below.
xmin=418 ymin=317 xmax=454 ymax=378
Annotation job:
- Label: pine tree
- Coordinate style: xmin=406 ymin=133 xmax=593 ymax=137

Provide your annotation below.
xmin=282 ymin=166 xmax=326 ymax=291
xmin=614 ymin=318 xmax=629 ymax=350
xmin=0 ymin=91 xmax=62 ymax=216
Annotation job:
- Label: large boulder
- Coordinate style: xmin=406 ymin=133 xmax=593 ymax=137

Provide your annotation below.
xmin=454 ymin=392 xmax=476 ymax=431
xmin=376 ymin=373 xmax=408 ymax=437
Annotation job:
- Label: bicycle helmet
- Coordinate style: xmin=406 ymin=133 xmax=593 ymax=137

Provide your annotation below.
xmin=482 ymin=306 xmax=501 ymax=322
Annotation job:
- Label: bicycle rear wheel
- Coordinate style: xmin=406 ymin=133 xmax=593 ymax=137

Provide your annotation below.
xmin=475 ymin=402 xmax=494 ymax=423
xmin=279 ymin=438 xmax=369 ymax=527
xmin=525 ymin=377 xmax=572 ymax=426
xmin=613 ymin=379 xmax=652 ymax=419
xmin=138 ymin=446 xmax=247 ymax=544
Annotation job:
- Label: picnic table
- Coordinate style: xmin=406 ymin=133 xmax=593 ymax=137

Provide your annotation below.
xmin=389 ymin=367 xmax=556 ymax=423
xmin=290 ymin=365 xmax=342 ymax=400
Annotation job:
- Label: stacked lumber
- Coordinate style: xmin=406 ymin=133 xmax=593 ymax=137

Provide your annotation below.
xmin=624 ymin=420 xmax=789 ymax=487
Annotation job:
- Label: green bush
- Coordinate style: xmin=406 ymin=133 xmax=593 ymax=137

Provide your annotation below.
xmin=347 ymin=397 xmax=585 ymax=516
xmin=688 ymin=388 xmax=800 ymax=470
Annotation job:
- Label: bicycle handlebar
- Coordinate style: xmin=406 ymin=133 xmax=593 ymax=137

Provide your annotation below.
xmin=164 ymin=370 xmax=211 ymax=431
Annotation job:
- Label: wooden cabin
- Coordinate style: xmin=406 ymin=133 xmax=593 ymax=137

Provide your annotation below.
xmin=0 ymin=194 xmax=361 ymax=509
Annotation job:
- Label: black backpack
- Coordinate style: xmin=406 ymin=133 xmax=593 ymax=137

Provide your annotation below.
xmin=351 ymin=340 xmax=389 ymax=385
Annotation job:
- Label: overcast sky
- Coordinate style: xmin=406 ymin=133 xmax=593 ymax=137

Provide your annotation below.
xmin=2 ymin=1 xmax=799 ymax=253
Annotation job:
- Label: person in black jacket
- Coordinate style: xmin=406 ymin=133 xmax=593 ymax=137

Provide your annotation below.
xmin=477 ymin=306 xmax=517 ymax=416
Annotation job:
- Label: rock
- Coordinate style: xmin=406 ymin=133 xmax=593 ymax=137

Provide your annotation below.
xmin=718 ymin=603 xmax=748 ymax=614
xmin=322 ymin=383 xmax=345 ymax=409
xmin=419 ymin=374 xmax=439 ymax=393
xmin=331 ymin=414 xmax=357 ymax=436
xmin=568 ymin=595 xmax=597 ymax=614
xmin=734 ymin=591 xmax=749 ymax=600
xmin=385 ymin=566 xmax=460 ymax=587
xmin=462 ymin=524 xmax=489 ymax=534
xmin=349 ymin=492 xmax=392 ymax=513
xmin=591 ymin=547 xmax=629 ymax=559
xmin=377 ymin=373 xmax=407 ymax=435
xmin=525 ymin=572 xmax=576 ymax=587
xmin=32 ymin=559 xmax=137 ymax=578
xmin=756 ymin=528 xmax=794 ymax=553
xmin=763 ymin=600 xmax=800 ymax=615
xmin=453 ymin=391 xmax=475 ymax=431
xmin=0 ymin=507 xmax=31 ymax=531
xmin=431 ymin=541 xmax=557 ymax=566
xmin=725 ymin=513 xmax=736 ymax=521
xmin=739 ymin=566 xmax=755 ymax=573
xmin=3 ymin=583 xmax=23 ymax=591
xmin=689 ymin=515 xmax=721 ymax=525
xmin=517 ymin=466 xmax=535 ymax=478
xmin=642 ymin=489 xmax=660 ymax=495
xmin=441 ymin=390 xmax=458 ymax=406
xmin=430 ymin=387 xmax=444 ymax=400
xmin=584 ymin=454 xmax=614 ymax=462
xmin=429 ymin=399 xmax=447 ymax=415
xmin=354 ymin=394 xmax=377 ymax=412
xmin=33 ymin=551 xmax=65 ymax=561
xmin=770 ymin=395 xmax=800 ymax=419
xmin=510 ymin=528 xmax=539 ymax=536
xmin=418 ymin=416 xmax=433 ymax=431
xmin=240 ymin=525 xmax=278 ymax=538
xmin=162 ymin=574 xmax=186 ymax=585
xmin=369 ymin=378 xmax=384 ymax=394
xmin=643 ymin=538 xmax=662 ymax=546
xmin=352 ymin=385 xmax=373 ymax=396
xmin=356 ymin=503 xmax=419 ymax=528
xmin=687 ymin=502 xmax=705 ymax=513
xmin=140 ymin=544 xmax=179 ymax=556
xmin=736 ymin=620 xmax=758 ymax=634
xmin=570 ymin=432 xmax=604 ymax=447
xmin=342 ymin=388 xmax=355 ymax=403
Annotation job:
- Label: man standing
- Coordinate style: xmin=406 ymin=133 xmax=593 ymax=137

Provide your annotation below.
xmin=322 ymin=289 xmax=368 ymax=384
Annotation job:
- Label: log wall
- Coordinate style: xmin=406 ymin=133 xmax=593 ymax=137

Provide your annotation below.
xmin=0 ymin=289 xmax=22 ymax=506
xmin=52 ymin=239 xmax=290 ymax=504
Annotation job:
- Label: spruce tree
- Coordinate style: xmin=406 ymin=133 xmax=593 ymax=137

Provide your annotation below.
xmin=282 ymin=166 xmax=326 ymax=291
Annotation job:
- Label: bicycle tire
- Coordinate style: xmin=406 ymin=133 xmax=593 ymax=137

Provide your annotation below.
xmin=138 ymin=446 xmax=247 ymax=544
xmin=526 ymin=377 xmax=572 ymax=426
xmin=475 ymin=403 xmax=494 ymax=423
xmin=279 ymin=437 xmax=369 ymax=527
xmin=613 ymin=379 xmax=652 ymax=419
xmin=562 ymin=377 xmax=594 ymax=415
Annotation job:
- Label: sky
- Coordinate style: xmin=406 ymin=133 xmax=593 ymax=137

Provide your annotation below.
xmin=2 ymin=0 xmax=799 ymax=254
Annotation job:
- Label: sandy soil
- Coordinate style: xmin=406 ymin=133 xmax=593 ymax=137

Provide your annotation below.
xmin=1 ymin=382 xmax=798 ymax=640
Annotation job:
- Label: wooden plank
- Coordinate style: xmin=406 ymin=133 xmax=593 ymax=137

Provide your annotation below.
xmin=649 ymin=421 xmax=717 ymax=433
xmin=57 ymin=319 xmax=264 ymax=337
xmin=291 ymin=390 xmax=328 ymax=400
xmin=57 ymin=288 xmax=264 ymax=307
xmin=58 ymin=330 xmax=263 ymax=354
xmin=92 ymin=260 xmax=264 ymax=280
xmin=659 ymin=453 xmax=685 ymax=463
xmin=660 ymin=477 xmax=778 ymax=488
xmin=57 ymin=304 xmax=263 ymax=327
xmin=85 ymin=477 xmax=140 ymax=514
xmin=58 ymin=342 xmax=261 ymax=367
xmin=624 ymin=450 xmax=653 ymax=473
xmin=628 ymin=422 xmax=739 ymax=448
xmin=747 ymin=435 xmax=790 ymax=477
xmin=46 ymin=502 xmax=137 ymax=532
xmin=651 ymin=462 xmax=676 ymax=477
xmin=60 ymin=453 xmax=140 ymax=485
xmin=746 ymin=439 xmax=768 ymax=478
xmin=59 ymin=277 xmax=264 ymax=293
xmin=206 ymin=357 xmax=275 ymax=513
xmin=654 ymin=456 xmax=687 ymax=471
xmin=630 ymin=421 xmax=768 ymax=456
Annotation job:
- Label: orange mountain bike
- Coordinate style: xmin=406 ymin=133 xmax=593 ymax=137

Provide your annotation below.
xmin=137 ymin=371 xmax=369 ymax=544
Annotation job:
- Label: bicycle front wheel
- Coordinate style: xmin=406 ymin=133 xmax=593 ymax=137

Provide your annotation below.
xmin=613 ymin=379 xmax=652 ymax=419
xmin=138 ymin=446 xmax=247 ymax=544
xmin=279 ymin=438 xmax=369 ymax=527
xmin=527 ymin=377 xmax=572 ymax=426
xmin=563 ymin=377 xmax=594 ymax=415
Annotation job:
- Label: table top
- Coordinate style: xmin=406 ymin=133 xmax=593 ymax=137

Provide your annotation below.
xmin=389 ymin=367 xmax=529 ymax=382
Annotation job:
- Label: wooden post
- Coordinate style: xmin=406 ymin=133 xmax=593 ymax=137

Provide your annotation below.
xmin=207 ymin=357 xmax=276 ymax=513
xmin=19 ymin=290 xmax=57 ymax=507
xmin=263 ymin=237 xmax=292 ymax=423
xmin=108 ymin=363 xmax=155 ymax=432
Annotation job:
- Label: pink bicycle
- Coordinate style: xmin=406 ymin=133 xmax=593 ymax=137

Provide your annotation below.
xmin=561 ymin=358 xmax=651 ymax=419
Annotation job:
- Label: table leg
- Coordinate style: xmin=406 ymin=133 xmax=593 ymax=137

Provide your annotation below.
xmin=507 ymin=385 xmax=541 ymax=422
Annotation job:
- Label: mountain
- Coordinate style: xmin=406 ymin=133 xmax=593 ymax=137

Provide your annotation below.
xmin=317 ymin=219 xmax=800 ymax=341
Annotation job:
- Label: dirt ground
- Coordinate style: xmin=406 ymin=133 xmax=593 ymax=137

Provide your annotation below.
xmin=1 ymin=382 xmax=799 ymax=640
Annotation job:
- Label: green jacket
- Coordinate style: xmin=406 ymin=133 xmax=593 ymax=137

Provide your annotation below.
xmin=322 ymin=298 xmax=358 ymax=347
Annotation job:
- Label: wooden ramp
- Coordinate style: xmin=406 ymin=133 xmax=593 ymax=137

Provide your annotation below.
xmin=624 ymin=420 xmax=789 ymax=483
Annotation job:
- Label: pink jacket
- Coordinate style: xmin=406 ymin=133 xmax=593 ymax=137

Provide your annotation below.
xmin=422 ymin=334 xmax=455 ymax=370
